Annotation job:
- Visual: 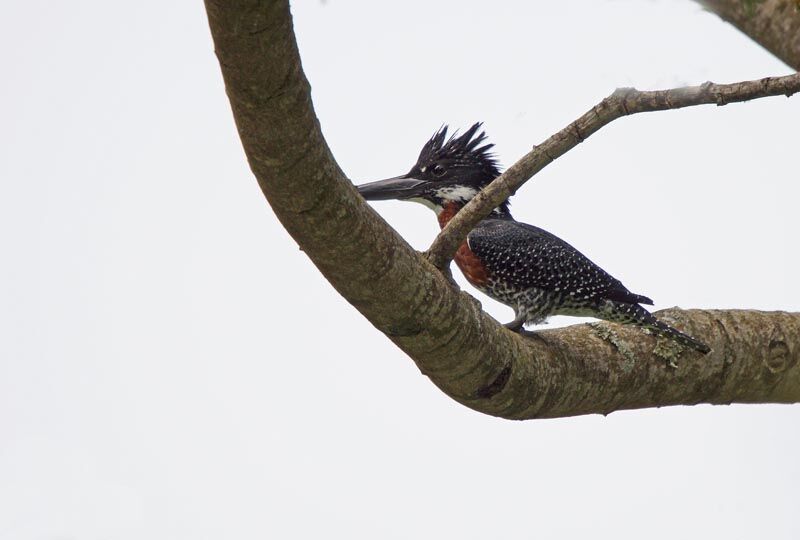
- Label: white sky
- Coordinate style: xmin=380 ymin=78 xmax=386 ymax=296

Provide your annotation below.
xmin=1 ymin=1 xmax=798 ymax=539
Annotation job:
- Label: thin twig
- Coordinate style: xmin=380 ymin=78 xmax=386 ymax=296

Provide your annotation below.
xmin=424 ymin=72 xmax=800 ymax=270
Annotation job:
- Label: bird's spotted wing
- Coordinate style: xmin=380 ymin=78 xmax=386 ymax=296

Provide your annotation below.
xmin=467 ymin=219 xmax=653 ymax=306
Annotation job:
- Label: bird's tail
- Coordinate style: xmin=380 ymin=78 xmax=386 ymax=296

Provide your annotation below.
xmin=609 ymin=302 xmax=711 ymax=354
xmin=645 ymin=318 xmax=711 ymax=354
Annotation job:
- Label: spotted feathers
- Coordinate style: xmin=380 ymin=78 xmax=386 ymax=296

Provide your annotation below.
xmin=358 ymin=123 xmax=711 ymax=353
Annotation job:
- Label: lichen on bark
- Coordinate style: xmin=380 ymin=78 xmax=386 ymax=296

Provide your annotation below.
xmin=205 ymin=0 xmax=800 ymax=420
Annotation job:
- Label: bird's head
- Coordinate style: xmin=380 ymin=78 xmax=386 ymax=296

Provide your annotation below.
xmin=357 ymin=123 xmax=509 ymax=217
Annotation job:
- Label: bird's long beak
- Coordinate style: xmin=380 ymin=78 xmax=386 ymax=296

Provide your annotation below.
xmin=356 ymin=175 xmax=427 ymax=201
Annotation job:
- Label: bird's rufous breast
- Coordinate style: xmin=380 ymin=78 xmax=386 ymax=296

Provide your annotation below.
xmin=437 ymin=201 xmax=489 ymax=286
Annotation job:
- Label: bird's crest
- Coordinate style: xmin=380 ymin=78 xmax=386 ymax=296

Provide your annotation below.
xmin=417 ymin=122 xmax=501 ymax=181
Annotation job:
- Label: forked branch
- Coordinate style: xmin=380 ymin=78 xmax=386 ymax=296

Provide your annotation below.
xmin=205 ymin=0 xmax=800 ymax=419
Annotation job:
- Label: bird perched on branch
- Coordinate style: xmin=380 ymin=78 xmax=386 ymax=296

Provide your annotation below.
xmin=357 ymin=123 xmax=710 ymax=353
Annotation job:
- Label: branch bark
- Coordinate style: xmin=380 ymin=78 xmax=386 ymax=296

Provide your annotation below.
xmin=204 ymin=0 xmax=800 ymax=419
xmin=425 ymin=73 xmax=800 ymax=270
xmin=696 ymin=0 xmax=800 ymax=70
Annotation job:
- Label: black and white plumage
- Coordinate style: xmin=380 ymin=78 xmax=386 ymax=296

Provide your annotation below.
xmin=357 ymin=123 xmax=710 ymax=353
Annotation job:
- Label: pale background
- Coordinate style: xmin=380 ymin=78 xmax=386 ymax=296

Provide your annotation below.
xmin=1 ymin=1 xmax=798 ymax=539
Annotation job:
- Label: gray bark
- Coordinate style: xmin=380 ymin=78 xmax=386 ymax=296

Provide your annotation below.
xmin=697 ymin=0 xmax=800 ymax=70
xmin=426 ymin=76 xmax=800 ymax=270
xmin=204 ymin=0 xmax=800 ymax=420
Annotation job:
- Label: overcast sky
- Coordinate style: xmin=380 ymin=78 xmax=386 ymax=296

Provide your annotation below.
xmin=1 ymin=1 xmax=798 ymax=539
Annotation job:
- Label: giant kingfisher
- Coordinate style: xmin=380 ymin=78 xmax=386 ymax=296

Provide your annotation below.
xmin=357 ymin=123 xmax=710 ymax=353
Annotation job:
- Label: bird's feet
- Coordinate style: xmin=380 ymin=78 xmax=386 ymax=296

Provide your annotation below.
xmin=503 ymin=316 xmax=550 ymax=345
xmin=503 ymin=316 xmax=525 ymax=333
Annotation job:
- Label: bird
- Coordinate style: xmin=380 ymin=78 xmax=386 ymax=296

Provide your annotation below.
xmin=357 ymin=123 xmax=710 ymax=353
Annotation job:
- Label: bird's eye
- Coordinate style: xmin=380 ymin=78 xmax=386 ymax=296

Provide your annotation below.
xmin=432 ymin=164 xmax=446 ymax=177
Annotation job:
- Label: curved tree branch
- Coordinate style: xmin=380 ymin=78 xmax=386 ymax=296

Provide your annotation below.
xmin=425 ymin=74 xmax=800 ymax=270
xmin=204 ymin=0 xmax=800 ymax=420
xmin=696 ymin=0 xmax=800 ymax=70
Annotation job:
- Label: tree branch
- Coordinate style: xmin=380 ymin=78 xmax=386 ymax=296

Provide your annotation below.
xmin=696 ymin=0 xmax=800 ymax=71
xmin=425 ymin=73 xmax=800 ymax=270
xmin=204 ymin=0 xmax=800 ymax=420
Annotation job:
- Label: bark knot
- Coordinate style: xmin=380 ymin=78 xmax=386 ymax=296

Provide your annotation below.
xmin=475 ymin=362 xmax=512 ymax=399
